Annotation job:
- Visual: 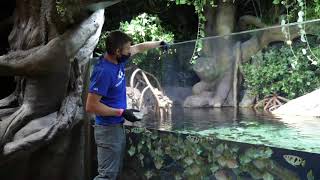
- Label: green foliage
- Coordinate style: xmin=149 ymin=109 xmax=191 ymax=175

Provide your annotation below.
xmin=56 ymin=1 xmax=67 ymax=18
xmin=170 ymin=0 xmax=216 ymax=15
xmin=307 ymin=170 xmax=315 ymax=180
xmin=120 ymin=13 xmax=174 ymax=44
xmin=120 ymin=13 xmax=174 ymax=65
xmin=96 ymin=13 xmax=174 ymax=65
xmin=306 ymin=0 xmax=320 ymax=19
xmin=170 ymin=0 xmax=215 ymax=24
xmin=95 ymin=13 xmax=171 ymax=66
xmin=168 ymin=0 xmax=217 ymax=64
xmin=95 ymin=32 xmax=108 ymax=56
xmin=242 ymin=44 xmax=320 ymax=99
xmin=272 ymin=0 xmax=281 ymax=4
xmin=273 ymin=0 xmax=320 ymax=21
xmin=56 ymin=0 xmax=81 ymax=24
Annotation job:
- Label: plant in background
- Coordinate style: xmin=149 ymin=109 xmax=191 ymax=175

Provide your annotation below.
xmin=168 ymin=0 xmax=217 ymax=64
xmin=95 ymin=13 xmax=174 ymax=65
xmin=273 ymin=0 xmax=320 ymax=20
xmin=242 ymin=44 xmax=320 ymax=101
xmin=119 ymin=13 xmax=174 ymax=65
xmin=120 ymin=13 xmax=174 ymax=44
xmin=276 ymin=0 xmax=319 ymax=65
xmin=95 ymin=31 xmax=109 ymax=57
xmin=242 ymin=0 xmax=320 ymax=110
xmin=56 ymin=0 xmax=81 ymax=24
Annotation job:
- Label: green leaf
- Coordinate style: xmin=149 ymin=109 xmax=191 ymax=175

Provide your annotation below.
xmin=137 ymin=143 xmax=143 ymax=152
xmin=184 ymin=157 xmax=194 ymax=166
xmin=307 ymin=170 xmax=314 ymax=180
xmin=144 ymin=170 xmax=153 ymax=179
xmin=273 ymin=0 xmax=280 ymax=5
xmin=263 ymin=172 xmax=274 ymax=180
xmin=128 ymin=146 xmax=136 ymax=156
xmin=154 ymin=157 xmax=163 ymax=169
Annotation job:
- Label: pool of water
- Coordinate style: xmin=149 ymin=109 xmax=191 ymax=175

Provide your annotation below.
xmin=129 ymin=107 xmax=320 ymax=154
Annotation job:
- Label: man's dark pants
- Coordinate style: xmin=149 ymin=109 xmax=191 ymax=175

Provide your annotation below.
xmin=93 ymin=124 xmax=126 ymax=180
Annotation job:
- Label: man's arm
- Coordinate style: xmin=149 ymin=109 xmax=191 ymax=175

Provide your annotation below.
xmin=86 ymin=93 xmax=122 ymax=116
xmin=130 ymin=41 xmax=162 ymax=56
xmin=86 ymin=93 xmax=142 ymax=122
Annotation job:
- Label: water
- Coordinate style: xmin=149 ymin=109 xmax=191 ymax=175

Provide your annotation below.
xmin=131 ymin=107 xmax=320 ymax=154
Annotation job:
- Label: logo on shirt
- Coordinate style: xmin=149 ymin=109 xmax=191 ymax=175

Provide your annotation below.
xmin=115 ymin=70 xmax=125 ymax=87
xmin=118 ymin=70 xmax=124 ymax=79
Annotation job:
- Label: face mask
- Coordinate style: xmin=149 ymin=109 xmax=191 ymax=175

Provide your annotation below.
xmin=117 ymin=53 xmax=131 ymax=63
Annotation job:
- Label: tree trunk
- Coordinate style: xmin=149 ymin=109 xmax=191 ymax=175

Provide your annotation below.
xmin=0 ymin=0 xmax=107 ymax=179
xmin=184 ymin=0 xmax=238 ymax=107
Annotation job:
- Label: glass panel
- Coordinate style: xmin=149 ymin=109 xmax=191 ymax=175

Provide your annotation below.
xmin=125 ymin=19 xmax=320 ymax=154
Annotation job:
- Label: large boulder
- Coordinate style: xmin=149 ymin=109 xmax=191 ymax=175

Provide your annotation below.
xmin=193 ymin=57 xmax=228 ymax=82
xmin=183 ymin=91 xmax=213 ymax=108
xmin=272 ymin=88 xmax=320 ymax=117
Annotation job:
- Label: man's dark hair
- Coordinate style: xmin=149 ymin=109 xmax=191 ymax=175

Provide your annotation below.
xmin=105 ymin=30 xmax=132 ymax=55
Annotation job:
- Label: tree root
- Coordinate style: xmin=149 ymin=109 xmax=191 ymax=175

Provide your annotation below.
xmin=254 ymin=94 xmax=289 ymax=112
xmin=0 ymin=93 xmax=81 ymax=163
xmin=0 ymin=108 xmax=19 ymax=120
xmin=238 ymin=15 xmax=266 ymax=31
xmin=0 ymin=104 xmax=34 ymax=147
xmin=0 ymin=9 xmax=104 ymax=77
xmin=0 ymin=93 xmax=19 ymax=109
xmin=240 ymin=21 xmax=305 ymax=62
xmin=0 ymin=8 xmax=104 ymax=163
xmin=0 ymin=47 xmax=43 ymax=76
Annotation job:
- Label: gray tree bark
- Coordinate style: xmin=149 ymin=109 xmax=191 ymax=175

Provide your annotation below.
xmin=0 ymin=0 xmax=107 ymax=179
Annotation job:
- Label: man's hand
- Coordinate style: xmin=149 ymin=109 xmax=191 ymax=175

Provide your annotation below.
xmin=160 ymin=41 xmax=170 ymax=53
xmin=122 ymin=109 xmax=141 ymax=122
xmin=130 ymin=41 xmax=170 ymax=56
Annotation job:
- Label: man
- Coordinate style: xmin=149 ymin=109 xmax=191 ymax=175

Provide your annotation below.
xmin=86 ymin=30 xmax=168 ymax=180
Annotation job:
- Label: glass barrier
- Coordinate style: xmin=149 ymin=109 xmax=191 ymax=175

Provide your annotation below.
xmin=123 ymin=19 xmax=320 ymax=153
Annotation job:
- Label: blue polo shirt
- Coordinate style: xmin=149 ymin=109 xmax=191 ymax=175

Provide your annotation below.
xmin=89 ymin=57 xmax=127 ymax=125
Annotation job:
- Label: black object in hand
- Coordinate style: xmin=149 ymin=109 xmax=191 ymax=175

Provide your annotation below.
xmin=122 ymin=109 xmax=141 ymax=122
xmin=160 ymin=41 xmax=169 ymax=53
